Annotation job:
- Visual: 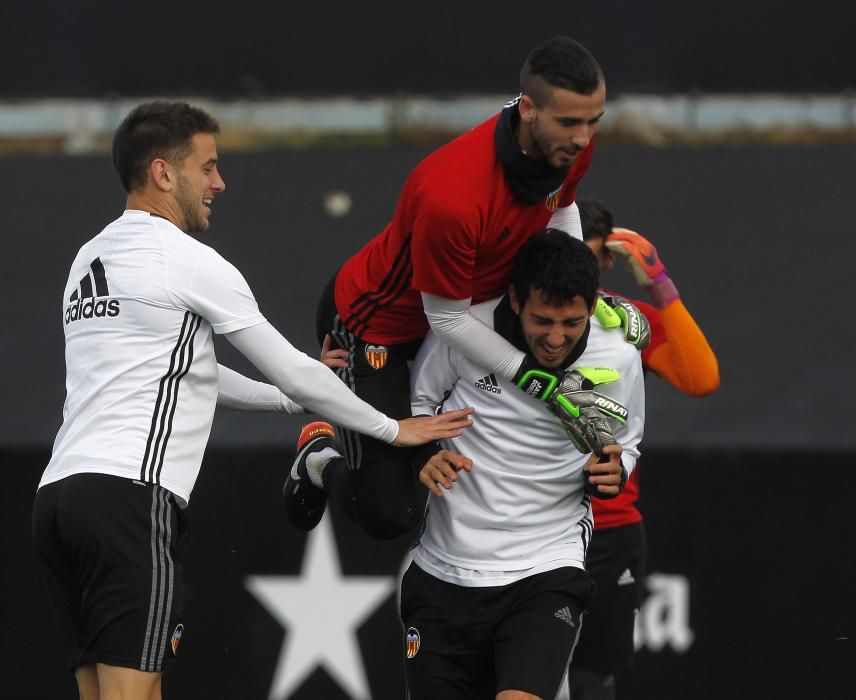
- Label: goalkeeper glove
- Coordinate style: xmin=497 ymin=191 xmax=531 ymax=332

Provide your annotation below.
xmin=605 ymin=228 xmax=665 ymax=287
xmin=515 ymin=364 xmax=629 ymax=455
xmin=594 ymin=293 xmax=651 ymax=349
xmin=605 ymin=228 xmax=680 ymax=308
xmin=547 ymin=368 xmax=627 ymax=456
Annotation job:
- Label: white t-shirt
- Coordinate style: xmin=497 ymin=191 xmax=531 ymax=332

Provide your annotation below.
xmin=409 ymin=297 xmax=645 ymax=587
xmin=40 ymin=210 xmax=265 ymax=502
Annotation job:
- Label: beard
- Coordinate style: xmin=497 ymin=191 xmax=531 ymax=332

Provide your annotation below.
xmin=529 ymin=121 xmax=577 ymax=171
xmin=175 ymin=174 xmax=208 ymax=232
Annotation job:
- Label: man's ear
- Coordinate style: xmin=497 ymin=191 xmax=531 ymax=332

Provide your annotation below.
xmin=149 ymin=158 xmax=174 ymax=192
xmin=518 ymin=94 xmax=536 ymax=124
xmin=509 ymin=285 xmax=521 ymax=315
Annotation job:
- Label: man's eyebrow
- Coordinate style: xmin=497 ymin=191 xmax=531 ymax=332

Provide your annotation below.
xmin=556 ymin=110 xmax=606 ymax=124
xmin=533 ymin=314 xmax=586 ymax=321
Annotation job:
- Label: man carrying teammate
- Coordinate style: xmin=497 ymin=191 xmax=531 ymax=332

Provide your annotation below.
xmin=400 ymin=229 xmax=645 ymax=699
xmin=31 ymin=101 xmax=472 ymax=700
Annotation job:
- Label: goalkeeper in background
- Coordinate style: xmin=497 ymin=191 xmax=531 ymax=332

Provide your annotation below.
xmin=568 ymin=198 xmax=720 ymax=700
xmin=398 ymin=229 xmax=645 ymax=700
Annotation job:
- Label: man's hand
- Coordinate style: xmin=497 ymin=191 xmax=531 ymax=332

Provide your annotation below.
xmin=418 ymin=449 xmax=473 ymax=496
xmin=320 ymin=334 xmax=349 ymax=369
xmin=394 ymin=408 xmax=475 ymax=447
xmin=583 ymin=443 xmax=627 ymax=498
xmin=605 ymin=228 xmax=666 ymax=287
xmin=546 ymin=368 xmax=628 ymax=455
xmin=594 ymin=294 xmax=651 ymax=349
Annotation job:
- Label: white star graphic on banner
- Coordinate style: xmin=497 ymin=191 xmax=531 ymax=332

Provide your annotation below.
xmin=246 ymin=517 xmax=396 ymax=700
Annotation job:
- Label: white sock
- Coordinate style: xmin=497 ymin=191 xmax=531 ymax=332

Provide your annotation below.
xmin=305 ymin=446 xmax=340 ymax=489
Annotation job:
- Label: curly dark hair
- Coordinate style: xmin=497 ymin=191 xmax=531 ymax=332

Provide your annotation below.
xmin=513 ymin=228 xmax=600 ymax=309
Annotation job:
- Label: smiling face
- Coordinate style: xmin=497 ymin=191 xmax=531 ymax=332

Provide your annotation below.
xmin=172 ymin=132 xmax=225 ymax=232
xmin=510 ymin=286 xmax=593 ymax=368
xmin=517 ymin=81 xmax=606 ymax=170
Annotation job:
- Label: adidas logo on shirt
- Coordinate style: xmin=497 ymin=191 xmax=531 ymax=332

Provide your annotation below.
xmin=65 ymin=257 xmax=120 ymax=324
xmin=474 ymin=373 xmax=502 ymax=394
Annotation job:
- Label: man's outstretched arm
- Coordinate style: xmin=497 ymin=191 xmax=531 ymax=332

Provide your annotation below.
xmin=225 ymin=322 xmax=473 ymax=447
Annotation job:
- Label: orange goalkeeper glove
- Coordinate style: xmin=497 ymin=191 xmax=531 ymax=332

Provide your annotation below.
xmin=606 ymin=228 xmax=679 ymax=308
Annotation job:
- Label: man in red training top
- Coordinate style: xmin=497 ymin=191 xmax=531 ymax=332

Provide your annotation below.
xmin=284 ymin=37 xmax=645 ymax=541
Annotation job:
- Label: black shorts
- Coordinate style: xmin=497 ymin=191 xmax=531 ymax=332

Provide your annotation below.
xmin=32 ymin=473 xmax=190 ymax=673
xmin=400 ymin=562 xmax=593 ymax=700
xmin=570 ymin=521 xmax=646 ymax=673
xmin=316 ymin=273 xmax=427 ymax=539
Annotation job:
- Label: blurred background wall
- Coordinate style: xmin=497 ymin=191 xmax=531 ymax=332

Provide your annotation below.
xmin=1 ymin=2 xmax=854 ymax=698
xmin=1 ymin=0 xmax=854 ymax=96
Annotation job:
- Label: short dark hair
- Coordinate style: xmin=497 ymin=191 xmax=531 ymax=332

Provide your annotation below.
xmin=513 ymin=228 xmax=600 ymax=309
xmin=578 ymin=198 xmax=614 ymax=243
xmin=112 ymin=101 xmax=220 ymax=193
xmin=520 ymin=36 xmax=603 ymax=108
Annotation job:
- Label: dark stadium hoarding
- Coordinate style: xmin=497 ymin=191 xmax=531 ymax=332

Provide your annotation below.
xmin=2 ymin=143 xmax=854 ymax=450
xmin=1 ymin=0 xmax=855 ymax=97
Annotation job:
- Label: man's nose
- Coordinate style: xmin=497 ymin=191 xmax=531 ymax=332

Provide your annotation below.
xmin=572 ymin=124 xmax=594 ymax=150
xmin=548 ymin=326 xmax=566 ymax=346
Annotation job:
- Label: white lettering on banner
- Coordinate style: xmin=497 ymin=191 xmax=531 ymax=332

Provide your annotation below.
xmin=634 ymin=573 xmax=694 ymax=653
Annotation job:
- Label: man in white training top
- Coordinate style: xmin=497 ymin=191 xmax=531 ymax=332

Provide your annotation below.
xmin=400 ymin=230 xmax=644 ymax=700
xmin=31 ymin=101 xmax=472 ymax=700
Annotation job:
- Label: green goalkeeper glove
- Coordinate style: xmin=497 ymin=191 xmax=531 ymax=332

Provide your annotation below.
xmin=547 ymin=367 xmax=627 ymax=456
xmin=594 ymin=294 xmax=651 ymax=349
xmin=515 ymin=365 xmax=629 ymax=455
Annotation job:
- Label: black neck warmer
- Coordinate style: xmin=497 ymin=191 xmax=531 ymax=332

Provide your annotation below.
xmin=494 ymin=102 xmax=569 ymax=205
